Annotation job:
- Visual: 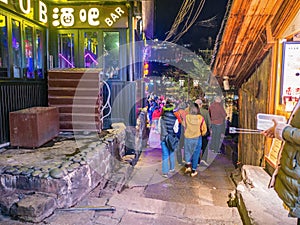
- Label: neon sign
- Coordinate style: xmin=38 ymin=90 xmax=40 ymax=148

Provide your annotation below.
xmin=0 ymin=0 xmax=47 ymax=24
xmin=85 ymin=53 xmax=98 ymax=65
xmin=51 ymin=6 xmax=127 ymax=28
xmin=104 ymin=7 xmax=125 ymax=27
xmin=58 ymin=53 xmax=74 ymax=68
xmin=0 ymin=1 xmax=128 ymax=28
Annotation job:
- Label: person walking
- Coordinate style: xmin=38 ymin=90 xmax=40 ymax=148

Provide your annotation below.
xmin=182 ymin=103 xmax=207 ymax=177
xmin=195 ymin=99 xmax=211 ymax=166
xmin=209 ymin=96 xmax=227 ymax=154
xmin=152 ymin=106 xmax=162 ymax=133
xmin=158 ymin=99 xmax=179 ymax=178
xmin=262 ymin=99 xmax=300 ymax=222
xmin=174 ymin=102 xmax=188 ymax=165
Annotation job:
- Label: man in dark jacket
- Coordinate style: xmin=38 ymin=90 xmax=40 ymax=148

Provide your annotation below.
xmin=174 ymin=102 xmax=187 ymax=165
xmin=158 ymin=99 xmax=178 ymax=178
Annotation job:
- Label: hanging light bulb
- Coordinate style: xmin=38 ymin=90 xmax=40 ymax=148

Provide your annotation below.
xmin=179 ymin=79 xmax=185 ymax=87
xmin=223 ymin=76 xmax=230 ymax=90
xmin=193 ymin=79 xmax=199 ymax=87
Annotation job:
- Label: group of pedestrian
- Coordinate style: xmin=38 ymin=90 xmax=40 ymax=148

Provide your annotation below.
xmin=154 ymin=95 xmax=227 ymax=178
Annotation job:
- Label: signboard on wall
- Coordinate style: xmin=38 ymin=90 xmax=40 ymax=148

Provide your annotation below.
xmin=0 ymin=0 xmax=47 ymax=25
xmin=281 ymin=42 xmax=300 ymax=109
xmin=265 ymin=138 xmax=282 ymax=168
xmin=49 ymin=5 xmax=128 ymax=29
xmin=0 ymin=1 xmax=128 ymax=29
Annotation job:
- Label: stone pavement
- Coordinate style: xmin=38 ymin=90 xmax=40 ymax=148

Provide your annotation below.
xmin=0 ymin=129 xmax=297 ymax=224
xmin=32 ymin=131 xmax=242 ymax=225
xmin=234 ymin=165 xmax=297 ymax=225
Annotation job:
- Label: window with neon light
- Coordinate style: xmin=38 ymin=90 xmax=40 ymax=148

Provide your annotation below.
xmin=24 ymin=24 xmax=34 ymax=79
xmin=12 ymin=19 xmax=22 ymax=78
xmin=103 ymin=32 xmax=119 ymax=79
xmin=36 ymin=29 xmax=44 ymax=79
xmin=84 ymin=31 xmax=99 ymax=68
xmin=58 ymin=33 xmax=75 ymax=68
xmin=0 ymin=13 xmax=8 ymax=78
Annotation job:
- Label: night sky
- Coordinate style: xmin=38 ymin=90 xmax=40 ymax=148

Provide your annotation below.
xmin=154 ymin=0 xmax=229 ymax=51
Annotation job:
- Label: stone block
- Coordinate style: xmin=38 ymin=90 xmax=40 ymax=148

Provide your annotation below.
xmin=9 ymin=107 xmax=59 ymax=148
xmin=0 ymin=191 xmax=20 ymax=215
xmin=10 ymin=192 xmax=57 ymax=223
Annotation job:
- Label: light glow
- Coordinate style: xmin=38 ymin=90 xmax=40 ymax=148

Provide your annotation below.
xmin=84 ymin=53 xmax=98 ymax=65
xmin=58 ymin=53 xmax=75 ymax=68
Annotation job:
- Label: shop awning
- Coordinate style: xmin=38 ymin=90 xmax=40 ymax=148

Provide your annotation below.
xmin=211 ymin=0 xmax=300 ymax=88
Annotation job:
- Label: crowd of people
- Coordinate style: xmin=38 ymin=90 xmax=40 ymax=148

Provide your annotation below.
xmin=145 ymin=92 xmax=300 ymax=220
xmin=145 ymin=93 xmax=227 ymax=178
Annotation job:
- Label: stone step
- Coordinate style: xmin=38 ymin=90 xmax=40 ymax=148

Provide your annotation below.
xmin=107 ymin=193 xmax=242 ymax=224
xmin=236 ymin=165 xmax=297 ymax=225
xmin=0 ymin=190 xmax=58 ymax=223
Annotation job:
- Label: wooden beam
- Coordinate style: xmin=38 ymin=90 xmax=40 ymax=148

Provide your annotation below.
xmin=266 ymin=23 xmax=275 ymax=44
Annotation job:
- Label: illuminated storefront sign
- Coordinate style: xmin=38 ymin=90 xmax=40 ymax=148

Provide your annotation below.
xmin=0 ymin=1 xmax=128 ymax=28
xmin=0 ymin=0 xmax=47 ymax=24
xmin=281 ymin=42 xmax=300 ymax=108
xmin=50 ymin=5 xmax=128 ymax=28
xmin=0 ymin=0 xmax=8 ymax=5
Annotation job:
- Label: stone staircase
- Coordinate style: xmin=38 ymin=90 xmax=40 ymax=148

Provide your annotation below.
xmin=107 ymin=192 xmax=243 ymax=225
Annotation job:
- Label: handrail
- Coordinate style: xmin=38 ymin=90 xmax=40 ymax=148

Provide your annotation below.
xmin=99 ymin=72 xmax=112 ymax=129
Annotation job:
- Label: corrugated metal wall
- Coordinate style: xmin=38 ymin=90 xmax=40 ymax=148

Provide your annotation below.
xmin=103 ymin=81 xmax=137 ymax=129
xmin=0 ymin=82 xmax=47 ymax=144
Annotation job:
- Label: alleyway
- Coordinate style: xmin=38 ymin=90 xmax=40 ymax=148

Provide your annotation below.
xmin=1 ymin=127 xmax=298 ymax=224
xmin=127 ymin=130 xmax=239 ymax=207
xmin=39 ymin=130 xmax=243 ymax=225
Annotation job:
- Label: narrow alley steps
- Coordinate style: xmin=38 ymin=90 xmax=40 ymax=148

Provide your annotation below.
xmin=107 ymin=191 xmax=242 ymax=225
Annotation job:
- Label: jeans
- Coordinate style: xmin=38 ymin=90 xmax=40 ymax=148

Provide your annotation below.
xmin=161 ymin=141 xmax=175 ymax=174
xmin=176 ymin=127 xmax=185 ymax=164
xmin=184 ymin=137 xmax=202 ymax=170
xmin=153 ymin=119 xmax=159 ymax=132
xmin=210 ymin=124 xmax=225 ymax=152
xmin=201 ymin=134 xmax=209 ymax=161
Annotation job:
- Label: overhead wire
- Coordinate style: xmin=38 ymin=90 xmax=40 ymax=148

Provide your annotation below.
xmin=164 ymin=0 xmax=192 ymax=38
xmin=196 ymin=15 xmax=218 ymax=28
xmin=164 ymin=0 xmax=192 ymax=41
xmin=164 ymin=0 xmax=195 ymax=41
xmin=164 ymin=0 xmax=207 ymax=44
xmin=171 ymin=0 xmax=206 ymax=43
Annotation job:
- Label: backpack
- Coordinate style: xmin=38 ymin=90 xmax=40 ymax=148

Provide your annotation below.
xmin=165 ymin=133 xmax=179 ymax=151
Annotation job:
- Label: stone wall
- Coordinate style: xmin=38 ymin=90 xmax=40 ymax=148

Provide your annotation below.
xmin=0 ymin=120 xmax=148 ymax=222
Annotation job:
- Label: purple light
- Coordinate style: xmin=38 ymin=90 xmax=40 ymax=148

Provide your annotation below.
xmin=58 ymin=54 xmax=75 ymax=68
xmin=84 ymin=53 xmax=98 ymax=65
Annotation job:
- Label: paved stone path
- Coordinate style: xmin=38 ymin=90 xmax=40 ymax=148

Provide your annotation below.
xmin=1 ymin=130 xmax=243 ymax=224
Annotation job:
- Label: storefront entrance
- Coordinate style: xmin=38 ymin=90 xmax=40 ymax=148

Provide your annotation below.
xmin=50 ymin=29 xmax=126 ymax=80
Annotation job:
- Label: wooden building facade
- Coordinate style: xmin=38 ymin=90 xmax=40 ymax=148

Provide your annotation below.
xmin=211 ymin=0 xmax=300 ymax=171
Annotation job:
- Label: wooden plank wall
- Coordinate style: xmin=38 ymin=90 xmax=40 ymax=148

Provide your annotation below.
xmin=238 ymin=52 xmax=272 ymax=166
xmin=48 ymin=70 xmax=102 ymax=132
